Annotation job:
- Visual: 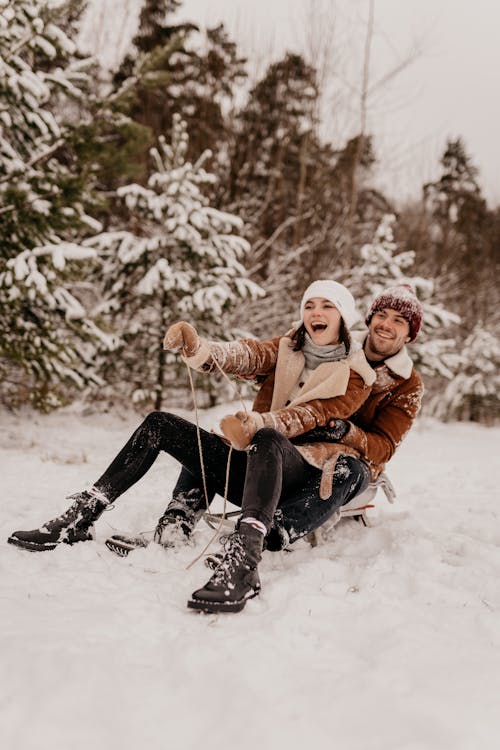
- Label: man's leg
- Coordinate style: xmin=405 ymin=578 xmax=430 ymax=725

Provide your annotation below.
xmin=271 ymin=456 xmax=370 ymax=547
xmin=104 ymin=465 xmax=211 ymax=556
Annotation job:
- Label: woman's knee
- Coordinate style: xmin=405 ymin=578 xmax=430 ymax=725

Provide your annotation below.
xmin=250 ymin=427 xmax=288 ymax=451
xmin=142 ymin=411 xmax=176 ymax=429
xmin=136 ymin=411 xmax=179 ymax=446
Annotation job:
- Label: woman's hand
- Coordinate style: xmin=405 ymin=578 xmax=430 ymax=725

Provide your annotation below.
xmin=220 ymin=411 xmax=265 ymax=450
xmin=163 ymin=322 xmax=200 ymax=357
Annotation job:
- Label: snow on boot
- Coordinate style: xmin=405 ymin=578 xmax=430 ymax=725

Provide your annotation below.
xmin=104 ymin=532 xmax=150 ymax=557
xmin=8 ymin=492 xmax=109 ymax=552
xmin=265 ymin=509 xmax=290 ymax=552
xmin=104 ymin=515 xmax=187 ymax=557
xmin=105 ymin=494 xmax=205 ymax=558
xmin=188 ymin=522 xmax=264 ymax=614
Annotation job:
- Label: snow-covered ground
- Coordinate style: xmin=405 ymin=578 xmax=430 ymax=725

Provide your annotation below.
xmin=1 ymin=404 xmax=499 ymax=750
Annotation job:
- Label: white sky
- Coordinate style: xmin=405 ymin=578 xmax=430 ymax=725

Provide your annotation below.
xmin=178 ymin=0 xmax=500 ymax=207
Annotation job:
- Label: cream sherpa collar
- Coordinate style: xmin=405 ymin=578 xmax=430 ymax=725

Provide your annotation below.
xmin=352 ymin=331 xmax=414 ymax=379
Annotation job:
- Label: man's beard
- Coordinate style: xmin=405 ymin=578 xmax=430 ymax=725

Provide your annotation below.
xmin=367 ymin=329 xmax=398 ymax=357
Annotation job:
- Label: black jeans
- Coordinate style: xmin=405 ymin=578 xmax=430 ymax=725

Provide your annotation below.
xmin=276 ymin=455 xmax=370 ymax=543
xmin=94 ymin=412 xmax=318 ymax=530
xmin=93 ymin=411 xmax=369 ymax=539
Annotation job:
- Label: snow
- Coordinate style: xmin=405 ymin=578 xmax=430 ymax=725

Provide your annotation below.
xmin=1 ymin=405 xmax=499 ymax=750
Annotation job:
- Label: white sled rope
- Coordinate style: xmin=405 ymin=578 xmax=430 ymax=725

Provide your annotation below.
xmin=184 ymin=354 xmax=396 ymax=558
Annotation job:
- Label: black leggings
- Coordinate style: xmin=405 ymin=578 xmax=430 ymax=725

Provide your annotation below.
xmin=93 ymin=411 xmax=369 ymax=536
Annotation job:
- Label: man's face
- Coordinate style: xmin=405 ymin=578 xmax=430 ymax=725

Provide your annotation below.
xmin=365 ymin=308 xmax=411 ymax=359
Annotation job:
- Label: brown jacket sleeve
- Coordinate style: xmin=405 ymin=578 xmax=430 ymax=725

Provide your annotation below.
xmin=186 ymin=336 xmax=281 ymax=377
xmin=340 ymin=371 xmax=424 ymax=470
xmin=260 ymin=371 xmax=372 ymax=439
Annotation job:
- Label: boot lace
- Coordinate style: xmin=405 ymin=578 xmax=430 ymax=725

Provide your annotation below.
xmin=210 ymin=531 xmax=246 ymax=586
xmin=46 ymin=493 xmax=97 ymax=529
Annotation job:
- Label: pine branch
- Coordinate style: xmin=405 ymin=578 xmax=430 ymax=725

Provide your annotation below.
xmin=6 ymin=31 xmax=37 ymax=62
xmin=0 ymin=139 xmax=65 ymax=185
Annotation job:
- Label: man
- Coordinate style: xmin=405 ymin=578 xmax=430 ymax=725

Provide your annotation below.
xmin=266 ymin=282 xmax=425 ymax=546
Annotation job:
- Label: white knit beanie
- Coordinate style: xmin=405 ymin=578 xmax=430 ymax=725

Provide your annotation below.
xmin=299 ymin=280 xmax=358 ymax=329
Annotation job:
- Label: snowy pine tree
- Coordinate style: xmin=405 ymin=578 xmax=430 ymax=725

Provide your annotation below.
xmin=423 ymin=138 xmax=493 ymax=327
xmin=106 ymin=4 xmax=246 ymax=186
xmin=87 ymin=114 xmax=263 ymax=409
xmin=344 ymin=214 xmax=460 ymax=379
xmin=431 ymin=325 xmax=500 ymax=424
xmin=228 ymin=53 xmax=319 ymax=244
xmin=0 ymin=0 xmax=113 ymax=409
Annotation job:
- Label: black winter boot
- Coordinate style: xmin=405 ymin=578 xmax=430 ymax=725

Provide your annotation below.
xmin=188 ymin=522 xmax=264 ymax=614
xmin=8 ymin=492 xmax=109 ymax=551
xmin=105 ymin=492 xmax=206 ymax=557
xmin=154 ymin=495 xmax=206 ymax=542
xmin=265 ymin=509 xmax=290 ymax=552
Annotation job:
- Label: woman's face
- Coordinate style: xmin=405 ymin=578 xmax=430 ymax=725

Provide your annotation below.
xmin=303 ymin=297 xmax=342 ymax=346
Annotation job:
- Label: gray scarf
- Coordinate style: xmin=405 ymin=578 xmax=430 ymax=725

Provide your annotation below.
xmin=301 ymin=333 xmax=347 ymax=370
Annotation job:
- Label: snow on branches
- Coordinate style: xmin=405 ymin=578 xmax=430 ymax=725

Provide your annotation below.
xmin=0 ymin=0 xmax=112 ymax=409
xmin=431 ymin=325 xmax=500 ymax=424
xmin=86 ymin=114 xmax=263 ymax=408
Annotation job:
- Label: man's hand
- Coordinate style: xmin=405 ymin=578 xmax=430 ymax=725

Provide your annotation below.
xmin=163 ymin=322 xmax=200 ymax=357
xmin=294 ymin=419 xmax=350 ymax=444
xmin=326 ymin=419 xmax=350 ymax=439
xmin=220 ymin=411 xmax=265 ymax=450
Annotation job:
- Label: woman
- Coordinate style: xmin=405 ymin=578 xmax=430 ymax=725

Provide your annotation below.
xmin=9 ymin=280 xmax=375 ymax=613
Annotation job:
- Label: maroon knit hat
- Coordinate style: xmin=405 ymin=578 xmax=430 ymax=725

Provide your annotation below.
xmin=365 ymin=284 xmax=423 ymax=342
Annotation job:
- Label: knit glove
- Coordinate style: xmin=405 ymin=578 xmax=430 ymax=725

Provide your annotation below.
xmin=220 ymin=410 xmax=267 ymax=450
xmin=163 ymin=322 xmax=200 ymax=357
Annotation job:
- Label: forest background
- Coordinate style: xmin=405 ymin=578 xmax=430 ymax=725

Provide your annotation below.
xmin=1 ymin=0 xmax=499 ymax=424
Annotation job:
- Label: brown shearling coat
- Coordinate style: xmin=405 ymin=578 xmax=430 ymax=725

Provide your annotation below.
xmin=339 ymin=339 xmax=424 ymax=480
xmin=187 ymin=333 xmax=376 ymax=498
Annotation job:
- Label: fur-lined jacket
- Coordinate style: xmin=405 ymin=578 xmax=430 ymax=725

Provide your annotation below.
xmin=338 ymin=338 xmax=424 ymax=480
xmin=186 ymin=333 xmax=376 ymax=498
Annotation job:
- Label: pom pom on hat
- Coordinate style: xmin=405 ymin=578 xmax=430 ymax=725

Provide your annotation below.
xmin=300 ymin=280 xmax=358 ymax=329
xmin=365 ymin=284 xmax=423 ymax=342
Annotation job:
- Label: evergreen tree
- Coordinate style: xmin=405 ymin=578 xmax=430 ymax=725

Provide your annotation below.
xmin=431 ymin=325 xmax=500 ymax=424
xmin=344 ymin=214 xmax=460 ymax=379
xmin=225 ymin=53 xmax=387 ymax=325
xmin=86 ymin=115 xmax=262 ymax=409
xmin=423 ymin=138 xmax=492 ymax=325
xmin=113 ymin=0 xmax=186 ymax=86
xmin=110 ymin=2 xmax=246 ymax=173
xmin=227 ymin=53 xmax=319 ymax=242
xmin=0 ymin=0 xmax=112 ymax=408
